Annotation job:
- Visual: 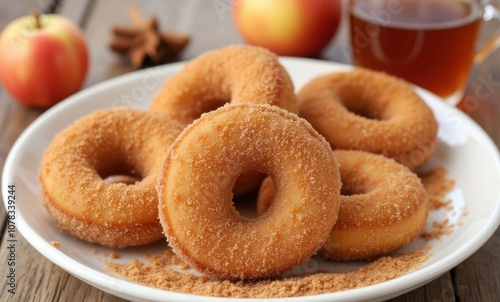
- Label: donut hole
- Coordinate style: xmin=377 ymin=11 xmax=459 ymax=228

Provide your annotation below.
xmin=339 ymin=89 xmax=386 ymax=120
xmin=104 ymin=174 xmax=141 ymax=185
xmin=97 ymin=154 xmax=144 ymax=185
xmin=231 ymin=170 xmax=268 ymax=219
xmin=232 ymin=170 xmax=266 ymax=196
xmin=340 ymin=180 xmax=373 ymax=196
xmin=232 ymin=193 xmax=260 ymax=219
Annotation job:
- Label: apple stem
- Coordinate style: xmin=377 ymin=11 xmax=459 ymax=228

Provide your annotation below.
xmin=33 ymin=11 xmax=42 ymax=29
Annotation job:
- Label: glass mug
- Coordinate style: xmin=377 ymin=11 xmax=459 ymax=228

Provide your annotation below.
xmin=349 ymin=0 xmax=497 ymax=105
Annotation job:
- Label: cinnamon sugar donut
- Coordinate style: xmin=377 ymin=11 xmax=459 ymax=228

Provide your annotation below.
xmin=257 ymin=150 xmax=428 ymax=261
xmin=39 ymin=108 xmax=183 ymax=248
xmin=298 ymin=69 xmax=437 ymax=170
xmin=157 ymin=103 xmax=341 ymax=280
xmin=151 ymin=45 xmax=299 ymax=195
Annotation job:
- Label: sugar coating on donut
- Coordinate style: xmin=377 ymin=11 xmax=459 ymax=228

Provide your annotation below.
xmin=157 ymin=103 xmax=341 ymax=280
xmin=258 ymin=150 xmax=428 ymax=261
xmin=323 ymin=150 xmax=428 ymax=260
xmin=298 ymin=68 xmax=438 ymax=170
xmin=150 ymin=44 xmax=298 ymax=125
xmin=39 ymin=108 xmax=183 ymax=248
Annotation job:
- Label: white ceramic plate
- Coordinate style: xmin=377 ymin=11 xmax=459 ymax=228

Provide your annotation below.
xmin=3 ymin=58 xmax=500 ymax=302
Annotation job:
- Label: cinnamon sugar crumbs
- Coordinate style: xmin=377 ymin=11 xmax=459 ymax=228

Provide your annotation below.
xmin=420 ymin=167 xmax=456 ymax=210
xmin=106 ymin=248 xmax=430 ymax=298
xmin=50 ymin=241 xmax=61 ymax=248
xmin=421 ymin=219 xmax=454 ymax=241
xmin=109 ymin=252 xmax=120 ymax=259
xmin=143 ymin=250 xmax=191 ymax=270
xmin=419 ymin=167 xmax=458 ymax=241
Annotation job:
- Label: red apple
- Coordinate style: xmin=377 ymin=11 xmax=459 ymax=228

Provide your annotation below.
xmin=233 ymin=0 xmax=342 ymax=57
xmin=0 ymin=13 xmax=88 ymax=108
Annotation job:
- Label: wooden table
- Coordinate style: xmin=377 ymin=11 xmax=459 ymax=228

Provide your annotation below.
xmin=1 ymin=1 xmax=499 ymax=301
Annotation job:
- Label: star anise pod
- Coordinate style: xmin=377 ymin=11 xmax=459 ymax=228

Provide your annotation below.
xmin=109 ymin=6 xmax=189 ymax=69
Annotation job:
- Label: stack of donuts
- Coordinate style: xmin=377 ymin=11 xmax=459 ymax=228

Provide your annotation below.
xmin=39 ymin=45 xmax=437 ymax=280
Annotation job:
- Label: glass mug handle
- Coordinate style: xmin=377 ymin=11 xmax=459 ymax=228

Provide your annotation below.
xmin=475 ymin=0 xmax=500 ymax=64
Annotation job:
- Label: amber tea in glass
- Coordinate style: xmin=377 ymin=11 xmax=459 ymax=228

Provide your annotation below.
xmin=350 ymin=0 xmax=482 ymax=104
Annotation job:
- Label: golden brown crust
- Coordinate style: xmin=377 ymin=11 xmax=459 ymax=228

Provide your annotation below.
xmin=150 ymin=45 xmax=298 ymax=126
xmin=39 ymin=108 xmax=183 ymax=248
xmin=298 ymin=68 xmax=438 ymax=170
xmin=258 ymin=150 xmax=428 ymax=261
xmin=157 ymin=103 xmax=341 ymax=280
